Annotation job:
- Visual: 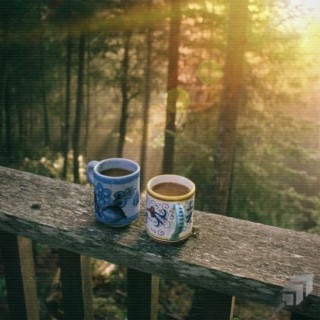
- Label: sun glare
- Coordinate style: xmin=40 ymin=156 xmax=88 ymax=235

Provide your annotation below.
xmin=288 ymin=0 xmax=320 ymax=27
xmin=291 ymin=0 xmax=320 ymax=13
xmin=283 ymin=0 xmax=320 ymax=54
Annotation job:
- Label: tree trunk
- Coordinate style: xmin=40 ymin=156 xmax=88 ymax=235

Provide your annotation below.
xmin=73 ymin=34 xmax=86 ymax=183
xmin=140 ymin=0 xmax=153 ymax=188
xmin=212 ymin=0 xmax=249 ymax=215
xmin=0 ymin=95 xmax=3 ymax=146
xmin=41 ymin=51 xmax=51 ymax=147
xmin=117 ymin=31 xmax=132 ymax=158
xmin=188 ymin=1 xmax=249 ymax=319
xmin=84 ymin=38 xmax=91 ymax=157
xmin=162 ymin=0 xmax=181 ymax=174
xmin=0 ymin=57 xmax=7 ymax=149
xmin=1 ymin=16 xmax=9 ymax=155
xmin=62 ymin=35 xmax=73 ymax=180
xmin=4 ymin=81 xmax=12 ymax=160
xmin=16 ymin=85 xmax=25 ymax=150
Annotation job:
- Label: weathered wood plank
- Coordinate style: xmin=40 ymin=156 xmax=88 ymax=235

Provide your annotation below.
xmin=0 ymin=166 xmax=319 ymax=318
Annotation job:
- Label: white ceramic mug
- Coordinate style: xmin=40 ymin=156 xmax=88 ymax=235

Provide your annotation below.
xmin=146 ymin=174 xmax=195 ymax=243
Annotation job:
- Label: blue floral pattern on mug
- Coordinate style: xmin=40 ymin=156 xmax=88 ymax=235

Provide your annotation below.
xmin=133 ymin=190 xmax=140 ymax=206
xmin=94 ymin=183 xmax=138 ymax=224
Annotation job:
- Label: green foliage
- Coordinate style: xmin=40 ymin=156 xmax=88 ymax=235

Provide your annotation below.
xmin=93 ymin=297 xmax=127 ymax=320
xmin=18 ymin=152 xmax=64 ymax=179
xmin=233 ymin=110 xmax=320 ymax=230
xmin=1 ymin=148 xmax=88 ymax=185
xmin=176 ymin=105 xmax=320 ymax=231
xmin=174 ymin=107 xmax=218 ymax=212
xmin=158 ymin=280 xmax=194 ymax=319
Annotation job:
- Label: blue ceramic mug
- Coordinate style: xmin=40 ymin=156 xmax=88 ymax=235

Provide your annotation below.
xmin=87 ymin=158 xmax=140 ymax=227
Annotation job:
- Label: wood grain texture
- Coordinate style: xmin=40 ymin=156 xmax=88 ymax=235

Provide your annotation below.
xmin=0 ymin=166 xmax=319 ymax=318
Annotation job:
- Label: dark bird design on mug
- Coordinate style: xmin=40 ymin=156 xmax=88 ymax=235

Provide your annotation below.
xmin=94 ymin=183 xmax=135 ymax=223
xmin=147 ymin=206 xmax=169 ymax=227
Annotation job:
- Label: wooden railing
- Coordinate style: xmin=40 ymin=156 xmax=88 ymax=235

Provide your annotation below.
xmin=0 ymin=166 xmax=319 ymax=320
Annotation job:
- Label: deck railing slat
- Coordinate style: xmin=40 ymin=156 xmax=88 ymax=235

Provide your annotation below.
xmin=291 ymin=312 xmax=318 ymax=320
xmin=127 ymin=269 xmax=158 ymax=319
xmin=81 ymin=255 xmax=94 ymax=320
xmin=59 ymin=249 xmax=85 ymax=319
xmin=17 ymin=236 xmax=40 ymax=320
xmin=187 ymin=288 xmax=234 ymax=320
xmin=0 ymin=230 xmax=39 ymax=320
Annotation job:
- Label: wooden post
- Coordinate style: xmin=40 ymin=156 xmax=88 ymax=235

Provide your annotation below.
xmin=0 ymin=231 xmax=39 ymax=320
xmin=127 ymin=269 xmax=159 ymax=320
xmin=59 ymin=250 xmax=93 ymax=320
xmin=187 ymin=289 xmax=234 ymax=320
xmin=291 ymin=312 xmax=316 ymax=320
xmin=81 ymin=255 xmax=94 ymax=320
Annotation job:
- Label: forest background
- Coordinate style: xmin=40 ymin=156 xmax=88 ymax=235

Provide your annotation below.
xmin=0 ymin=0 xmax=319 ymax=319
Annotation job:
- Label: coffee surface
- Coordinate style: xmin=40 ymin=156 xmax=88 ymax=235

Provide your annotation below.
xmin=152 ymin=182 xmax=190 ymax=196
xmin=100 ymin=168 xmax=133 ymax=177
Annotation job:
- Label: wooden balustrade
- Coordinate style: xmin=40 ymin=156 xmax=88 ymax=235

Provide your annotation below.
xmin=0 ymin=166 xmax=319 ymax=319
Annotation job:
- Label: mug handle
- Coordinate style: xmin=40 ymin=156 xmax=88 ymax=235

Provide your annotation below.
xmin=171 ymin=204 xmax=186 ymax=241
xmin=87 ymin=160 xmax=98 ymax=184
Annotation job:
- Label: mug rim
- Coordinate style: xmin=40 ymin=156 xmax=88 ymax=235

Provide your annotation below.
xmin=146 ymin=174 xmax=195 ymax=201
xmin=93 ymin=158 xmax=140 ymax=184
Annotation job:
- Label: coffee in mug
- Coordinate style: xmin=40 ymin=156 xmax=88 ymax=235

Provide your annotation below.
xmin=100 ymin=168 xmax=133 ymax=177
xmin=152 ymin=182 xmax=190 ymax=197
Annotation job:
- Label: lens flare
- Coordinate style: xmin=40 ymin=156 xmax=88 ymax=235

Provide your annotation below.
xmin=166 ymin=87 xmax=190 ymax=114
xmin=197 ymin=60 xmax=223 ymax=85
